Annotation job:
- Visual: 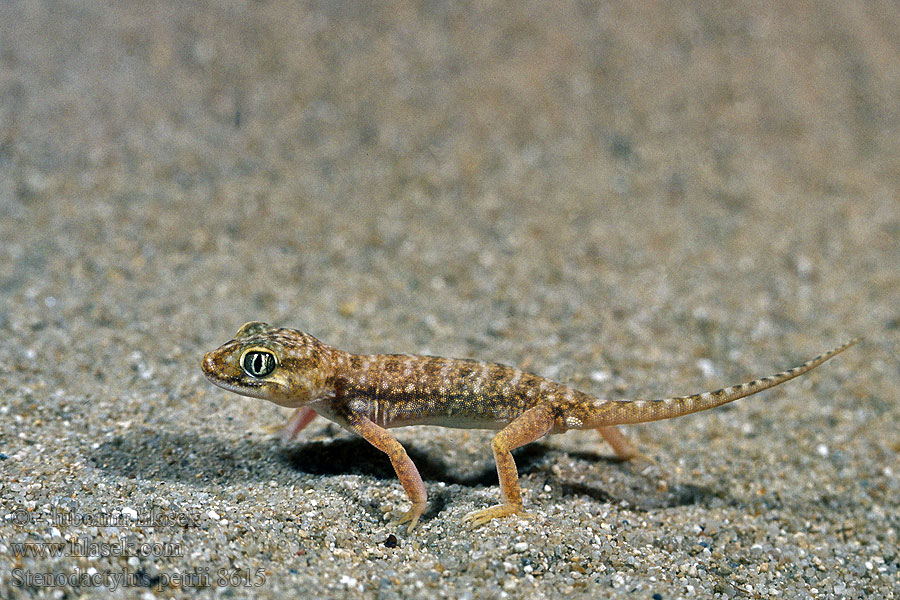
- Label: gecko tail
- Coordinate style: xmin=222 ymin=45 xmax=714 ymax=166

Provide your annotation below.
xmin=596 ymin=338 xmax=860 ymax=425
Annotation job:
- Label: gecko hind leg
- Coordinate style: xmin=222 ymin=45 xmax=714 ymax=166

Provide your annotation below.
xmin=463 ymin=405 xmax=555 ymax=527
xmin=597 ymin=425 xmax=662 ymax=479
xmin=596 ymin=425 xmax=644 ymax=461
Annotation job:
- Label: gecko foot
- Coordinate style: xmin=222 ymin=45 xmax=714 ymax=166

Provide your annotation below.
xmin=612 ymin=448 xmax=670 ymax=481
xmin=262 ymin=422 xmax=284 ymax=434
xmin=393 ymin=502 xmax=427 ymax=533
xmin=260 ymin=422 xmax=300 ymax=443
xmin=462 ymin=504 xmax=531 ymax=528
xmin=621 ymin=449 xmax=658 ymax=467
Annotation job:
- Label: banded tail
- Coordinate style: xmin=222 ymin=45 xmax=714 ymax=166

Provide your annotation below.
xmin=595 ymin=338 xmax=860 ymax=425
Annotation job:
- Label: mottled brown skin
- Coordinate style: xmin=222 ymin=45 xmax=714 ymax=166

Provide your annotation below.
xmin=202 ymin=322 xmax=858 ymax=530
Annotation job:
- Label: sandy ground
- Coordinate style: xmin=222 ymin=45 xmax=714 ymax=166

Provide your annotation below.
xmin=1 ymin=1 xmax=898 ymax=598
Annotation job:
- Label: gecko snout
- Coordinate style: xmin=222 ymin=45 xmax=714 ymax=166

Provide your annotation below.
xmin=201 ymin=352 xmax=217 ymax=379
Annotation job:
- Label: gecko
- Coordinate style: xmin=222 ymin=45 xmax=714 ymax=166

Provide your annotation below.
xmin=201 ymin=322 xmax=858 ymax=531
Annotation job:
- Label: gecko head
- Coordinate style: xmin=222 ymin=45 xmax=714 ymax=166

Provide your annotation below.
xmin=201 ymin=322 xmax=333 ymax=407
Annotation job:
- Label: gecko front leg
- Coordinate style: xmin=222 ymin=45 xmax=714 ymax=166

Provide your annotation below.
xmin=341 ymin=410 xmax=428 ymax=532
xmin=463 ymin=405 xmax=555 ymax=527
xmin=280 ymin=406 xmax=319 ymax=443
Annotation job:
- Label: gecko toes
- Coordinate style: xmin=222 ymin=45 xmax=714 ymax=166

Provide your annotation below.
xmin=462 ymin=504 xmax=530 ymax=528
xmin=393 ymin=503 xmax=427 ymax=532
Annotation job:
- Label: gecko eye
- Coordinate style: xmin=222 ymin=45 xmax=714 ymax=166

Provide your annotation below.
xmin=241 ymin=350 xmax=277 ymax=378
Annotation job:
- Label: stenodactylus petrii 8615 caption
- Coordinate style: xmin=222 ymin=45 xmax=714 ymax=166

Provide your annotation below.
xmin=202 ymin=322 xmax=858 ymax=531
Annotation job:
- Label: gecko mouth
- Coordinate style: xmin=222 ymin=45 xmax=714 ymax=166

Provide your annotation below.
xmin=203 ymin=373 xmax=271 ymax=400
xmin=208 ymin=379 xmax=269 ymax=399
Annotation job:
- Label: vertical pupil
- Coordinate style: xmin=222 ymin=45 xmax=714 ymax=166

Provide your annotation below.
xmin=245 ymin=352 xmax=272 ymax=376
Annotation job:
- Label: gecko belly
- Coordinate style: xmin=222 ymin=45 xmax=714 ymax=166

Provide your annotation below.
xmin=342 ymin=396 xmax=517 ymax=430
